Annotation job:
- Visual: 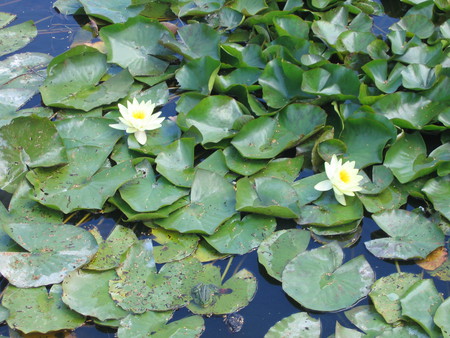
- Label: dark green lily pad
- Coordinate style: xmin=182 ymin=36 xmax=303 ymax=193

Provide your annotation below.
xmin=257 ymin=229 xmax=310 ymax=281
xmin=400 ymin=279 xmax=443 ymax=337
xmin=0 ymin=20 xmax=36 ymax=57
xmin=120 ymin=159 xmax=189 ymax=212
xmin=0 ymin=222 xmax=98 ymax=287
xmin=282 ymin=242 xmax=375 ymax=312
xmin=151 ymin=227 xmax=199 ymax=263
xmin=369 ymin=272 xmax=422 ymax=324
xmin=251 ymin=157 xmax=304 ymax=182
xmin=155 ymin=169 xmax=236 ymax=234
xmin=0 ymin=115 xmax=67 ymax=193
xmin=236 ymin=176 xmax=300 ymax=218
xmin=362 ymin=59 xmax=404 ymax=93
xmin=84 ymin=224 xmax=137 ymax=270
xmin=203 ymin=213 xmax=276 ymax=255
xmin=2 ymin=285 xmax=84 ymax=334
xmin=176 ymin=56 xmax=221 ymax=95
xmin=265 ymin=312 xmax=321 ymax=338
xmin=423 ymin=175 xmax=450 ymax=221
xmin=365 ymin=209 xmax=445 ymax=260
xmin=223 ymin=146 xmax=268 ymax=176
xmin=197 ymin=150 xmax=229 ymax=177
xmin=62 ymin=269 xmax=128 ymax=321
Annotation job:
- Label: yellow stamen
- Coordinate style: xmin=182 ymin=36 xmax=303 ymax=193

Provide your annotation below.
xmin=339 ymin=170 xmax=351 ymax=183
xmin=132 ymin=110 xmax=146 ymax=119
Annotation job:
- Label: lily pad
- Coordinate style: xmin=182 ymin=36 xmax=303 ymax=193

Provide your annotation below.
xmin=358 ymin=165 xmax=394 ymax=195
xmin=176 ymin=56 xmax=221 ymax=95
xmin=151 ymin=227 xmax=199 ymax=263
xmin=0 ymin=115 xmax=67 ymax=193
xmin=365 ymin=209 xmax=445 ymax=260
xmin=362 ymin=59 xmax=404 ymax=94
xmin=369 ymin=272 xmax=422 ymax=324
xmin=62 ymin=269 xmax=128 ymax=321
xmin=357 ymin=184 xmax=408 ymax=214
xmin=79 ymin=0 xmax=145 ymax=23
xmin=423 ymin=175 xmax=450 ymax=221
xmin=0 ymin=20 xmax=36 ymax=57
xmin=2 ymin=284 xmax=84 ymax=334
xmin=203 ymin=213 xmax=276 ymax=255
xmin=257 ymin=229 xmax=310 ymax=281
xmin=251 ymin=156 xmax=304 ymax=181
xmin=223 ymin=146 xmax=268 ymax=176
xmin=265 ymin=312 xmax=321 ymax=338
xmin=155 ymin=169 xmax=236 ymax=234
xmin=0 ymin=222 xmax=98 ymax=287
xmin=282 ymin=242 xmax=375 ymax=312
xmin=434 ymin=297 xmax=450 ymax=338
xmin=117 ymin=311 xmax=173 ymax=338
xmin=138 ymin=315 xmax=205 ymax=337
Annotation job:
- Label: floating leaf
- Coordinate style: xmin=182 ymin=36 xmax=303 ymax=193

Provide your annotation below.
xmin=2 ymin=285 xmax=84 ymax=334
xmin=251 ymin=157 xmax=304 ymax=182
xmin=334 ymin=322 xmax=363 ymax=338
xmin=62 ymin=269 xmax=128 ymax=321
xmin=203 ymin=213 xmax=276 ymax=255
xmin=223 ymin=146 xmax=268 ymax=176
xmin=176 ymin=56 xmax=221 ymax=95
xmin=282 ymin=242 xmax=374 ymax=312
xmin=155 ymin=169 xmax=236 ymax=234
xmin=369 ymin=272 xmax=422 ymax=324
xmin=264 ymin=312 xmax=321 ymax=338
xmin=358 ymin=165 xmax=394 ymax=195
xmin=257 ymin=229 xmax=310 ymax=281
xmin=293 ymin=173 xmax=327 ymax=206
xmin=434 ymin=297 xmax=450 ymax=338
xmin=401 ymin=64 xmax=436 ymax=90
xmin=357 ymin=184 xmax=408 ymax=214
xmin=0 ymin=115 xmax=67 ymax=193
xmin=117 ymin=311 xmax=173 ymax=338
xmin=365 ymin=209 xmax=445 ymax=260
xmin=0 ymin=222 xmax=98 ymax=287
xmin=423 ymin=175 xmax=450 ymax=221
xmin=362 ymin=60 xmax=404 ymax=94
xmin=151 ymin=228 xmax=199 ymax=263
xmin=141 ymin=315 xmax=204 ymax=337
xmin=0 ymin=20 xmax=36 ymax=57
xmin=229 ymin=0 xmax=268 ymax=15
xmin=416 ymin=247 xmax=448 ymax=271
xmin=79 ymin=0 xmax=144 ymax=23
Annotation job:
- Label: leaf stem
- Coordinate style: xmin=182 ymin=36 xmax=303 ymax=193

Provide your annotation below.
xmin=221 ymin=256 xmax=234 ymax=283
xmin=395 ymin=260 xmax=401 ymax=273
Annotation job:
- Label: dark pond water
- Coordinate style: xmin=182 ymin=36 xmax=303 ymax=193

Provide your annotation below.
xmin=0 ymin=1 xmax=448 ymax=337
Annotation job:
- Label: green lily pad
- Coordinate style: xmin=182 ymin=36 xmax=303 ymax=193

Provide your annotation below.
xmin=423 ymin=175 xmax=450 ymax=221
xmin=197 ymin=150 xmax=229 ymax=177
xmin=2 ymin=284 xmax=84 ymax=334
xmin=176 ymin=56 xmax=221 ymax=95
xmin=155 ymin=138 xmax=195 ymax=188
xmin=40 ymin=46 xmax=133 ymax=111
xmin=282 ymin=242 xmax=375 ymax=312
xmin=369 ymin=272 xmax=422 ymax=324
xmin=257 ymin=229 xmax=310 ymax=281
xmin=185 ymin=95 xmax=245 ymax=144
xmin=358 ymin=184 xmax=408 ymax=214
xmin=161 ymin=23 xmax=220 ymax=60
xmin=117 ymin=311 xmax=173 ymax=338
xmin=62 ymin=269 xmax=128 ymax=321
xmin=0 ymin=115 xmax=67 ymax=193
xmin=79 ymin=0 xmax=144 ymax=23
xmin=229 ymin=0 xmax=267 ymax=15
xmin=120 ymin=159 xmax=189 ymax=212
xmin=397 ymin=14 xmax=434 ymax=39
xmin=251 ymin=157 xmax=304 ymax=182
xmin=203 ymin=213 xmax=276 ymax=255
xmin=214 ymin=67 xmax=261 ymax=92
xmin=173 ymin=0 xmax=224 ymax=16
xmin=265 ymin=312 xmax=321 ymax=338
xmin=84 ymin=224 xmax=137 ymax=270
xmin=151 ymin=227 xmax=199 ymax=263
xmin=365 ymin=209 xmax=445 ymax=260
xmin=434 ymin=297 xmax=450 ymax=338
xmin=311 ymin=20 xmax=347 ymax=46
xmin=362 ymin=60 xmax=404 ymax=94
xmin=358 ymin=165 xmax=394 ymax=194
xmin=334 ymin=321 xmax=363 ymax=338
xmin=0 ymin=222 xmax=98 ymax=287
xmin=236 ymin=176 xmax=300 ymax=218
xmin=0 ymin=20 xmax=36 ymax=57
xmin=223 ymin=146 xmax=268 ymax=176
xmin=336 ymin=30 xmax=376 ymax=53
xmin=400 ymin=279 xmax=443 ymax=337
xmin=0 ymin=304 xmax=8 ymax=323
xmin=155 ymin=169 xmax=236 ymax=234
xmin=232 ymin=103 xmax=326 ymax=159
xmin=293 ymin=173 xmax=327 ymax=206
xmin=384 ymin=132 xmax=439 ymax=184
xmin=402 ymin=64 xmax=436 ymax=90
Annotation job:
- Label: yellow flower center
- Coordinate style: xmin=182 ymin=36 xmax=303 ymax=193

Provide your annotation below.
xmin=132 ymin=110 xmax=146 ymax=119
xmin=339 ymin=170 xmax=351 ymax=183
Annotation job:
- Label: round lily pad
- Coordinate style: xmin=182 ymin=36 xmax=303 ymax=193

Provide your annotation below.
xmin=282 ymin=242 xmax=375 ymax=312
xmin=265 ymin=312 xmax=321 ymax=338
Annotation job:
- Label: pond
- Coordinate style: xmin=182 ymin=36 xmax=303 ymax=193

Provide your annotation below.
xmin=0 ymin=0 xmax=449 ymax=337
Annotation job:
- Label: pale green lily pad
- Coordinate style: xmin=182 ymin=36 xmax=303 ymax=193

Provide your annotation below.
xmin=203 ymin=213 xmax=276 ymax=255
xmin=148 ymin=315 xmax=205 ymax=337
xmin=62 ymin=269 xmax=128 ymax=321
xmin=229 ymin=0 xmax=267 ymax=15
xmin=366 ymin=209 xmax=445 ymax=260
xmin=358 ymin=184 xmax=408 ymax=214
xmin=155 ymin=169 xmax=236 ymax=235
xmin=236 ymin=176 xmax=300 ymax=218
xmin=265 ymin=312 xmax=321 ymax=338
xmin=192 ymin=240 xmax=229 ymax=262
xmin=369 ymin=272 xmax=422 ymax=324
xmin=176 ymin=56 xmax=221 ymax=95
xmin=223 ymin=146 xmax=268 ymax=176
xmin=2 ymin=284 xmax=84 ymax=334
xmin=151 ymin=227 xmax=199 ymax=263
xmin=185 ymin=95 xmax=245 ymax=144
xmin=434 ymin=297 xmax=450 ymax=338
xmin=100 ymin=16 xmax=172 ymax=76
xmin=0 ymin=222 xmax=98 ymax=287
xmin=423 ymin=175 xmax=450 ymax=221
xmin=358 ymin=165 xmax=394 ymax=195
xmin=400 ymin=279 xmax=443 ymax=337
xmin=345 ymin=305 xmax=392 ymax=336
xmin=40 ymin=46 xmax=133 ymax=111
xmin=0 ymin=20 xmax=36 ymax=57
xmin=334 ymin=321 xmax=363 ymax=338
xmin=117 ymin=311 xmax=173 ymax=338
xmin=257 ymin=229 xmax=310 ymax=281
xmin=282 ymin=242 xmax=375 ymax=312
xmin=232 ymin=103 xmax=326 ymax=159
xmin=119 ymin=159 xmax=189 ymax=212
xmin=0 ymin=115 xmax=67 ymax=193
xmin=79 ymin=0 xmax=144 ymax=23
xmin=0 ymin=304 xmax=8 ymax=323
xmin=84 ymin=224 xmax=137 ymax=270
xmin=155 ymin=138 xmax=195 ymax=188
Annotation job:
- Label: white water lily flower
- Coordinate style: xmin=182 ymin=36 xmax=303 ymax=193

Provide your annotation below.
xmin=109 ymin=98 xmax=165 ymax=145
xmin=314 ymin=154 xmax=363 ymax=206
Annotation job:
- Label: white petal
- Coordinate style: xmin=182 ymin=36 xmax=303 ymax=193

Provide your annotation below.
xmin=134 ymin=130 xmax=147 ymax=145
xmin=314 ymin=180 xmax=333 ymax=191
xmin=118 ymin=103 xmax=128 ymax=117
xmin=334 ymin=192 xmax=346 ymax=205
xmin=109 ymin=123 xmax=126 ymax=130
